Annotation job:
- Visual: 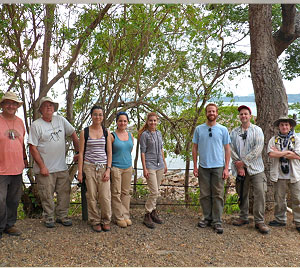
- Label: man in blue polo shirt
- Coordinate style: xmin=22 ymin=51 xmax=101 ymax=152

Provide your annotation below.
xmin=192 ymin=103 xmax=231 ymax=234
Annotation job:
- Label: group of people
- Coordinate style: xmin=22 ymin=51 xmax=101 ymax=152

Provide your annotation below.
xmin=1 ymin=91 xmax=299 ymax=239
xmin=0 ymin=92 xmax=166 ymax=238
xmin=192 ymin=103 xmax=300 ymax=235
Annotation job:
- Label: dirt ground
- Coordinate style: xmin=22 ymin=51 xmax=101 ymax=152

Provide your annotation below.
xmin=1 ymin=205 xmax=300 ymax=267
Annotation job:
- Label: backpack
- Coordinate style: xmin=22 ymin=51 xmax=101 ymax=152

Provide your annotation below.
xmin=83 ymin=125 xmax=108 ymax=156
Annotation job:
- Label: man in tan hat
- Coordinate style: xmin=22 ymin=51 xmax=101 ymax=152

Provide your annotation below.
xmin=267 ymin=116 xmax=300 ymax=232
xmin=28 ymin=96 xmax=79 ymax=228
xmin=0 ymin=91 xmax=27 ymax=239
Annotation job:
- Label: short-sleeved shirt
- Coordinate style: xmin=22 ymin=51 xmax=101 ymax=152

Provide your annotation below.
xmin=140 ymin=130 xmax=164 ymax=170
xmin=0 ymin=114 xmax=25 ymax=175
xmin=28 ymin=115 xmax=75 ymax=174
xmin=192 ymin=123 xmax=231 ymax=168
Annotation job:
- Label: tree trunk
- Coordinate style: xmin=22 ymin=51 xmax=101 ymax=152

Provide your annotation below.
xmin=249 ymin=4 xmax=288 ymax=210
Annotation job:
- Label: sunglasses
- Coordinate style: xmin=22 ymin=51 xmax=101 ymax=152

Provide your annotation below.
xmin=208 ymin=128 xmax=212 ymax=137
xmin=239 ymin=131 xmax=247 ymax=140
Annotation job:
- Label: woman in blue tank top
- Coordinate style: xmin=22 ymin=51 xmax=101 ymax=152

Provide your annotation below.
xmin=110 ymin=111 xmax=134 ymax=228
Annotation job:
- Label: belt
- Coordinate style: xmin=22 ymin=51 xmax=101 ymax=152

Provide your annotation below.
xmin=84 ymin=161 xmax=106 ymax=171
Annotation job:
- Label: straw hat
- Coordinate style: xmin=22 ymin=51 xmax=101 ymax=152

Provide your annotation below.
xmin=38 ymin=96 xmax=59 ymax=112
xmin=273 ymin=116 xmax=296 ymax=128
xmin=0 ymin=91 xmax=23 ymax=108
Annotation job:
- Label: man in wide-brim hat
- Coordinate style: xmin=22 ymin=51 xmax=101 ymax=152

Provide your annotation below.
xmin=267 ymin=115 xmax=300 ymax=232
xmin=0 ymin=91 xmax=27 ymax=239
xmin=28 ymin=96 xmax=79 ymax=228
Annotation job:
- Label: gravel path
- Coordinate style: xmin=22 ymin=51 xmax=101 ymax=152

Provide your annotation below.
xmin=1 ymin=206 xmax=300 ymax=267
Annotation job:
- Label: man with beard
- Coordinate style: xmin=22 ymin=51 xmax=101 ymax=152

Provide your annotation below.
xmin=192 ymin=103 xmax=231 ymax=234
xmin=230 ymin=105 xmax=269 ymax=234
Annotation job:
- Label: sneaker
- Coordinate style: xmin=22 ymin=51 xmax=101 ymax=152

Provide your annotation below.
xmin=116 ymin=220 xmax=127 ymax=228
xmin=4 ymin=226 xmax=21 ymax=236
xmin=125 ymin=219 xmax=132 ymax=226
xmin=150 ymin=210 xmax=163 ymax=224
xmin=268 ymin=220 xmax=286 ymax=227
xmin=213 ymin=224 xmax=223 ymax=234
xmin=255 ymin=223 xmax=270 ymax=234
xmin=197 ymin=219 xmax=212 ymax=228
xmin=44 ymin=221 xmax=55 ymax=228
xmin=56 ymin=218 xmax=72 ymax=227
xmin=143 ymin=213 xmax=155 ymax=229
xmin=232 ymin=218 xmax=250 ymax=226
xmin=102 ymin=224 xmax=111 ymax=232
xmin=92 ymin=224 xmax=102 ymax=232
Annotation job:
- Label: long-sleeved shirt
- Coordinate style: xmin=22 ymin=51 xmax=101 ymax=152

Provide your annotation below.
xmin=230 ymin=123 xmax=264 ymax=176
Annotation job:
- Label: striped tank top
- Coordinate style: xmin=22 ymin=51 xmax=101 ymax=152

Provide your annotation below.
xmin=84 ymin=135 xmax=107 ymax=164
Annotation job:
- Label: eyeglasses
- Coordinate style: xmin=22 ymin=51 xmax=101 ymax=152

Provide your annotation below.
xmin=208 ymin=128 xmax=212 ymax=137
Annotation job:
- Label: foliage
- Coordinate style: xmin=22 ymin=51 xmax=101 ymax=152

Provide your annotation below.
xmin=224 ymin=193 xmax=240 ymax=214
xmin=17 ymin=203 xmax=26 ymax=220
xmin=134 ymin=177 xmax=149 ymax=198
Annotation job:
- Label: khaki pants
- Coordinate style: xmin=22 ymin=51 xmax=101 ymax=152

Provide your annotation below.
xmin=36 ymin=170 xmax=70 ymax=221
xmin=236 ymin=171 xmax=267 ymax=223
xmin=274 ymin=179 xmax=300 ymax=227
xmin=111 ymin=166 xmax=132 ymax=221
xmin=83 ymin=162 xmax=111 ymax=225
xmin=145 ymin=168 xmax=164 ymax=213
xmin=198 ymin=166 xmax=224 ymax=225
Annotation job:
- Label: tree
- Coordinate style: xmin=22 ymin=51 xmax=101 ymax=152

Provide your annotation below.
xmin=249 ymin=4 xmax=300 ymax=207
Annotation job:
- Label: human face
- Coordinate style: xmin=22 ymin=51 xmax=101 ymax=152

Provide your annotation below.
xmin=206 ymin=106 xmax=218 ymax=122
xmin=91 ymin=109 xmax=103 ymax=125
xmin=279 ymin=122 xmax=291 ymax=135
xmin=117 ymin=115 xmax=128 ymax=131
xmin=40 ymin=101 xmax=55 ymax=118
xmin=239 ymin=109 xmax=251 ymax=125
xmin=1 ymin=100 xmax=18 ymax=117
xmin=147 ymin=116 xmax=158 ymax=131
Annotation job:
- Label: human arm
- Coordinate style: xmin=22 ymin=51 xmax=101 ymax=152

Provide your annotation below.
xmin=29 ymin=144 xmax=49 ymax=176
xmin=192 ymin=143 xmax=198 ymax=177
xmin=77 ymin=130 xmax=85 ymax=183
xmin=71 ymin=131 xmax=80 ymax=162
xmin=141 ymin=152 xmax=149 ymax=179
xmin=230 ymin=130 xmax=245 ymax=176
xmin=102 ymin=129 xmax=112 ymax=182
xmin=223 ymin=143 xmax=230 ymax=179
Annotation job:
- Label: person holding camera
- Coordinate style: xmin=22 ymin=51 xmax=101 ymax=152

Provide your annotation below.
xmin=267 ymin=117 xmax=300 ymax=232
xmin=230 ymin=105 xmax=269 ymax=234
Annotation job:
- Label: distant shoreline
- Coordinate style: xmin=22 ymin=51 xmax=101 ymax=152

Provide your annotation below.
xmin=216 ymin=94 xmax=300 ymax=103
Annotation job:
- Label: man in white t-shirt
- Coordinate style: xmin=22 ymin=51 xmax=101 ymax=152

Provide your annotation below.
xmin=267 ymin=116 xmax=300 ymax=232
xmin=28 ymin=96 xmax=79 ymax=228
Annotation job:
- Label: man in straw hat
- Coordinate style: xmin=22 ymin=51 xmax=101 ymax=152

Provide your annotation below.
xmin=28 ymin=96 xmax=79 ymax=228
xmin=267 ymin=116 xmax=300 ymax=232
xmin=230 ymin=105 xmax=269 ymax=234
xmin=0 ymin=91 xmax=27 ymax=239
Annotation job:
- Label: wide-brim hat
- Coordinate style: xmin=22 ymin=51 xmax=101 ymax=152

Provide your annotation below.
xmin=38 ymin=96 xmax=59 ymax=112
xmin=0 ymin=91 xmax=23 ymax=108
xmin=273 ymin=116 xmax=296 ymax=128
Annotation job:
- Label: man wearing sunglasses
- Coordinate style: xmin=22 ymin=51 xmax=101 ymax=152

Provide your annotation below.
xmin=230 ymin=105 xmax=269 ymax=234
xmin=192 ymin=103 xmax=231 ymax=234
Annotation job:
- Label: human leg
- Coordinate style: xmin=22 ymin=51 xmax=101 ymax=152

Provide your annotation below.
xmin=288 ymin=180 xmax=300 ymax=228
xmin=0 ymin=175 xmax=9 ymax=233
xmin=273 ymin=179 xmax=288 ymax=224
xmin=120 ymin=167 xmax=133 ymax=221
xmin=111 ymin=167 xmax=124 ymax=222
xmin=198 ymin=166 xmax=212 ymax=223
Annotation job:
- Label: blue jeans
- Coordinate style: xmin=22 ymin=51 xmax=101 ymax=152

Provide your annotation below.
xmin=0 ymin=174 xmax=23 ymax=232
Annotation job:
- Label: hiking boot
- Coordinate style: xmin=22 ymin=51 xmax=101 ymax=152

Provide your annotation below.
xmin=102 ymin=224 xmax=111 ymax=232
xmin=117 ymin=220 xmax=127 ymax=228
xmin=44 ymin=220 xmax=55 ymax=228
xmin=213 ymin=224 xmax=223 ymax=234
xmin=56 ymin=218 xmax=72 ymax=227
xmin=150 ymin=210 xmax=163 ymax=224
xmin=268 ymin=220 xmax=286 ymax=227
xmin=232 ymin=218 xmax=249 ymax=226
xmin=0 ymin=232 xmax=2 ymax=239
xmin=92 ymin=224 xmax=102 ymax=232
xmin=255 ymin=223 xmax=270 ymax=234
xmin=197 ymin=219 xmax=212 ymax=228
xmin=4 ymin=226 xmax=21 ymax=236
xmin=143 ymin=213 xmax=155 ymax=229
xmin=296 ymin=226 xmax=300 ymax=233
xmin=125 ymin=219 xmax=132 ymax=226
